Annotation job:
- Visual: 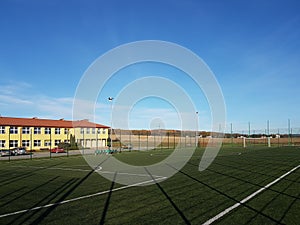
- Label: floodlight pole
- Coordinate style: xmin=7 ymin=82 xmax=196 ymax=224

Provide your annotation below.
xmin=248 ymin=122 xmax=251 ymax=138
xmin=66 ymin=129 xmax=69 ymax=157
xmin=50 ymin=128 xmax=52 ymax=159
xmin=267 ymin=120 xmax=270 ymax=137
xmin=8 ymin=126 xmax=11 ymax=162
xmin=288 ymin=119 xmax=291 ymax=146
xmin=96 ymin=129 xmax=100 ymax=150
xmin=30 ymin=128 xmax=33 ymax=160
xmin=108 ymin=97 xmax=114 ymax=150
xmin=230 ymin=123 xmax=233 ymax=146
xmin=196 ymin=112 xmax=199 ymax=147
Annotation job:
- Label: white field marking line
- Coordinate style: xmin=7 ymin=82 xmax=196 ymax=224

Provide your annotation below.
xmin=202 ymin=164 xmax=300 ymax=225
xmin=12 ymin=165 xmax=165 ymax=178
xmin=12 ymin=165 xmax=91 ymax=172
xmin=0 ymin=176 xmax=167 ymax=219
xmin=98 ymin=170 xmax=165 ymax=178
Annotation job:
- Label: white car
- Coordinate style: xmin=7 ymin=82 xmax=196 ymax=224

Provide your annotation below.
xmin=12 ymin=147 xmax=27 ymax=155
xmin=0 ymin=150 xmax=11 ymax=157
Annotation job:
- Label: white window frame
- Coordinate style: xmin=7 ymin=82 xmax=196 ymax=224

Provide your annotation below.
xmin=55 ymin=140 xmax=61 ymax=146
xmin=34 ymin=140 xmax=41 ymax=147
xmin=0 ymin=140 xmax=5 ymax=148
xmin=10 ymin=126 xmax=18 ymax=134
xmin=0 ymin=126 xmax=5 ymax=134
xmin=45 ymin=127 xmax=51 ymax=135
xmin=34 ymin=127 xmax=41 ymax=134
xmin=9 ymin=140 xmax=18 ymax=148
xmin=22 ymin=140 xmax=30 ymax=147
xmin=55 ymin=128 xmax=61 ymax=135
xmin=44 ymin=140 xmax=51 ymax=147
xmin=22 ymin=127 xmax=30 ymax=134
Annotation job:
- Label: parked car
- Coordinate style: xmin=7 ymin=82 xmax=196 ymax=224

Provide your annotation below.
xmin=0 ymin=149 xmax=11 ymax=157
xmin=122 ymin=144 xmax=132 ymax=150
xmin=50 ymin=147 xmax=66 ymax=153
xmin=12 ymin=147 xmax=27 ymax=155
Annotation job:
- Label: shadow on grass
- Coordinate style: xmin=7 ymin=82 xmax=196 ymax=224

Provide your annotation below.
xmin=195 ymin=160 xmax=300 ymax=200
xmin=144 ymin=168 xmax=191 ymax=225
xmin=28 ymin=168 xmax=100 ymax=224
xmin=7 ymin=159 xmax=107 ymax=224
xmin=0 ymin=176 xmax=60 ymax=208
xmin=245 ymin=173 xmax=300 ymax=224
xmin=168 ymin=162 xmax=285 ymax=225
xmin=1 ymin=172 xmax=35 ymax=186
xmin=99 ymin=172 xmax=117 ymax=225
xmin=10 ymin=177 xmax=78 ymax=224
xmin=0 ymin=186 xmax=26 ymax=202
xmin=279 ymin=179 xmax=300 ymax=224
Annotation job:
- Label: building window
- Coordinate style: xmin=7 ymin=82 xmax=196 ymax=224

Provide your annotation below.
xmin=86 ymin=128 xmax=90 ymax=134
xmin=22 ymin=140 xmax=30 ymax=147
xmin=22 ymin=127 xmax=30 ymax=134
xmin=34 ymin=140 xmax=41 ymax=147
xmin=0 ymin=140 xmax=5 ymax=148
xmin=55 ymin=128 xmax=60 ymax=135
xmin=10 ymin=127 xmax=18 ymax=134
xmin=0 ymin=126 xmax=5 ymax=134
xmin=34 ymin=127 xmax=41 ymax=134
xmin=44 ymin=140 xmax=51 ymax=147
xmin=102 ymin=129 xmax=106 ymax=134
xmin=9 ymin=140 xmax=18 ymax=148
xmin=92 ymin=128 xmax=96 ymax=134
xmin=45 ymin=127 xmax=51 ymax=134
xmin=55 ymin=140 xmax=61 ymax=146
xmin=64 ymin=129 xmax=69 ymax=135
xmin=80 ymin=128 xmax=84 ymax=134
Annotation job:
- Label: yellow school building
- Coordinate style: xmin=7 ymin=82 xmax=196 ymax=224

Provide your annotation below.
xmin=0 ymin=116 xmax=109 ymax=150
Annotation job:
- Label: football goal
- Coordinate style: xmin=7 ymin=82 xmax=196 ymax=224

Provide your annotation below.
xmin=243 ymin=137 xmax=271 ymax=148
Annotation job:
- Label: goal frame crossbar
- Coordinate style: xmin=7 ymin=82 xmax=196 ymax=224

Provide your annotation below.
xmin=243 ymin=137 xmax=271 ymax=148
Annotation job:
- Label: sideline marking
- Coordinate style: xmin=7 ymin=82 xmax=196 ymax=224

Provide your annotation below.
xmin=12 ymin=165 xmax=91 ymax=172
xmin=202 ymin=164 xmax=300 ymax=225
xmin=12 ymin=165 xmax=164 ymax=178
xmin=0 ymin=176 xmax=167 ymax=218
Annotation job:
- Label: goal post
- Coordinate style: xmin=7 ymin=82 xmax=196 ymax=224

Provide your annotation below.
xmin=243 ymin=137 xmax=271 ymax=148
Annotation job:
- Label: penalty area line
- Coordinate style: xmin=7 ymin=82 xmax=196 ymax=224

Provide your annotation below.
xmin=0 ymin=176 xmax=167 ymax=219
xmin=202 ymin=164 xmax=300 ymax=225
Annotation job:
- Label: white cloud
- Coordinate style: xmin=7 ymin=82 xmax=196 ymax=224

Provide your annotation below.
xmin=0 ymin=81 xmax=214 ymax=130
xmin=0 ymin=94 xmax=33 ymax=105
xmin=0 ymin=81 xmax=75 ymax=120
xmin=0 ymin=81 xmax=32 ymax=95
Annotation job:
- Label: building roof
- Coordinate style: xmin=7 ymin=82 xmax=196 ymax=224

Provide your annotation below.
xmin=0 ymin=116 xmax=109 ymax=129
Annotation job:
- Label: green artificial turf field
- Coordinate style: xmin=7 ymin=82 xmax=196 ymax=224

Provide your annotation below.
xmin=0 ymin=146 xmax=299 ymax=225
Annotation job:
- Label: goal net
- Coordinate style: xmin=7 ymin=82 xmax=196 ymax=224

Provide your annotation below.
xmin=243 ymin=137 xmax=271 ymax=148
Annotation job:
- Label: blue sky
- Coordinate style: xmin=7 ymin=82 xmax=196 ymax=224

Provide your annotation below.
xmin=0 ymin=0 xmax=300 ymax=132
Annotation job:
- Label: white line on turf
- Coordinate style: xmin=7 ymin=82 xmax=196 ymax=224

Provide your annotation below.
xmin=12 ymin=165 xmax=165 ymax=178
xmin=0 ymin=176 xmax=167 ymax=219
xmin=98 ymin=171 xmax=165 ymax=178
xmin=12 ymin=165 xmax=91 ymax=172
xmin=202 ymin=164 xmax=300 ymax=225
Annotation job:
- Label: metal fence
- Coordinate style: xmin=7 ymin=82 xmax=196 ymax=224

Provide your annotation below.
xmin=1 ymin=122 xmax=299 ymax=161
xmin=111 ymin=123 xmax=300 ymax=150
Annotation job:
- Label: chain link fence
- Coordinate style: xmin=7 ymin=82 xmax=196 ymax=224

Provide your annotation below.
xmin=2 ymin=122 xmax=299 ymax=161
